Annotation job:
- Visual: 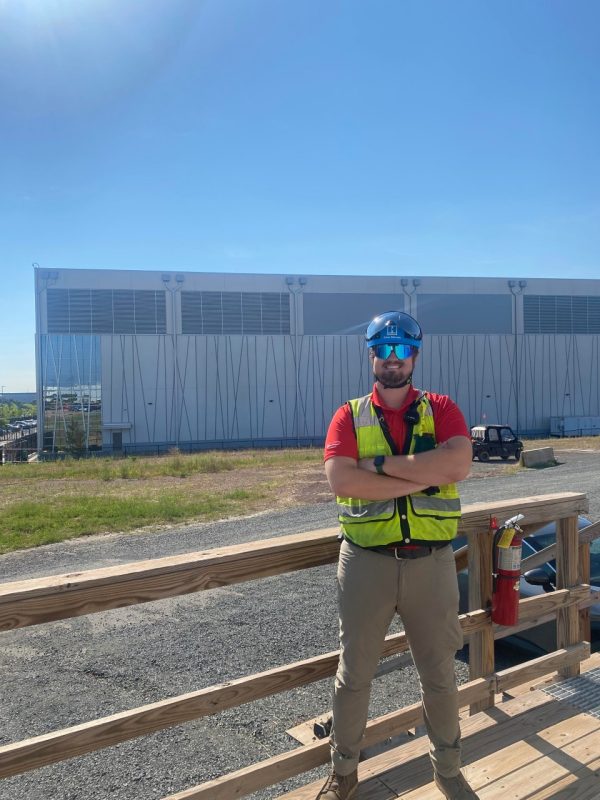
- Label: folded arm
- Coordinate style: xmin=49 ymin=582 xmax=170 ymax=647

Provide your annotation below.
xmin=358 ymin=435 xmax=472 ymax=485
xmin=325 ymin=456 xmax=428 ymax=500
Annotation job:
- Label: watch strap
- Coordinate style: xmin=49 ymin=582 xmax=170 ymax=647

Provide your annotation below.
xmin=374 ymin=455 xmax=387 ymax=475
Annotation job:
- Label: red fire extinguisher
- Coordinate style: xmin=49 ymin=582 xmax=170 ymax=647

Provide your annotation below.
xmin=491 ymin=514 xmax=525 ymax=626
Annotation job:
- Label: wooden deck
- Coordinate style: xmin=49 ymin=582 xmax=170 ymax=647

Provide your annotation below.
xmin=280 ymin=655 xmax=600 ymax=800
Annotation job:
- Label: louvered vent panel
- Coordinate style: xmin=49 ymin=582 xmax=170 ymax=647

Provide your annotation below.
xmin=556 ymin=296 xmax=572 ymax=333
xmin=201 ymin=292 xmax=224 ymax=334
xmin=589 ymin=297 xmax=600 ymax=334
xmin=279 ymin=293 xmax=291 ymax=331
xmin=47 ymin=289 xmax=70 ymax=333
xmin=572 ymin=296 xmax=588 ymax=334
xmin=113 ymin=290 xmax=136 ymax=334
xmin=164 ymin=290 xmax=290 ymax=335
xmin=91 ymin=290 xmax=113 ymax=333
xmin=181 ymin=292 xmax=203 ymax=333
xmin=134 ymin=290 xmax=159 ymax=333
xmin=523 ymin=295 xmax=540 ymax=333
xmin=523 ymin=294 xmax=600 ymax=334
xmin=155 ymin=292 xmax=167 ymax=333
xmin=67 ymin=290 xmax=92 ymax=333
xmin=242 ymin=292 xmax=263 ymax=333
xmin=222 ymin=293 xmax=243 ymax=334
xmin=539 ymin=296 xmax=557 ymax=333
xmin=261 ymin=293 xmax=284 ymax=333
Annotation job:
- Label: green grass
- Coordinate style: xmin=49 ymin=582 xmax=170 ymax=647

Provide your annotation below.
xmin=0 ymin=487 xmax=268 ymax=554
xmin=0 ymin=448 xmax=321 ymax=482
xmin=3 ymin=436 xmax=591 ymax=556
xmin=0 ymin=448 xmax=324 ymax=554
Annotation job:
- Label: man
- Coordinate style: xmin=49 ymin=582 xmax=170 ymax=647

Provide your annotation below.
xmin=318 ymin=311 xmax=478 ymax=800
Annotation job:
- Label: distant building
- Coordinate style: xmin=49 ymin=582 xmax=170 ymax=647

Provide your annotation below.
xmin=34 ymin=267 xmax=600 ymax=454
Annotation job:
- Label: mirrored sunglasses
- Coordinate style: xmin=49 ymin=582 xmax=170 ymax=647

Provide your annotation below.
xmin=371 ymin=343 xmax=417 ymax=360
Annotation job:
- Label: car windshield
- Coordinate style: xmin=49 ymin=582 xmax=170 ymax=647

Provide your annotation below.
xmin=500 ymin=429 xmax=516 ymax=441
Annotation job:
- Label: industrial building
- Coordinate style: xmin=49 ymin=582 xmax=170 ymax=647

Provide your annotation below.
xmin=34 ymin=267 xmax=600 ymax=454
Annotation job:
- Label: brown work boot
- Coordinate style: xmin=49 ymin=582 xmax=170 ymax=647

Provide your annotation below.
xmin=316 ymin=769 xmax=358 ymax=799
xmin=434 ymin=770 xmax=480 ymax=799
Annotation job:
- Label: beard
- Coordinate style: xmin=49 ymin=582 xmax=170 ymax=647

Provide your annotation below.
xmin=373 ymin=364 xmax=413 ymax=389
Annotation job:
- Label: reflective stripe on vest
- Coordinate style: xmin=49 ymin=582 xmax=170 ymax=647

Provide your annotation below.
xmin=410 ymin=495 xmax=461 ymax=513
xmin=336 ymin=393 xmax=461 ymax=547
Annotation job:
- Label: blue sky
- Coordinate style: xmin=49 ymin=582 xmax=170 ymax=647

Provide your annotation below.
xmin=1 ymin=0 xmax=599 ymax=391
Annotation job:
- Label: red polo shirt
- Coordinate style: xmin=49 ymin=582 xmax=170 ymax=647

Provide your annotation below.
xmin=324 ymin=385 xmax=469 ymax=461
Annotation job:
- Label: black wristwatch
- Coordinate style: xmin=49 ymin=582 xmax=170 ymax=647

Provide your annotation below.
xmin=373 ymin=455 xmax=387 ymax=475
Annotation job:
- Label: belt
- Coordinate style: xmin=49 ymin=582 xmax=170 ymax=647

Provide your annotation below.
xmin=368 ymin=542 xmax=450 ymax=560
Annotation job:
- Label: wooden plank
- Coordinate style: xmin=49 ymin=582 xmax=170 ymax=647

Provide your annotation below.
xmin=0 ymin=639 xmax=404 ymax=779
xmin=475 ymin=735 xmax=581 ymax=800
xmin=521 ymin=542 xmax=557 ymax=571
xmin=0 ymin=527 xmax=337 ymax=600
xmin=0 ymin=628 xmax=457 ymax=779
xmin=279 ymin=764 xmax=407 ymax=800
xmin=524 ymin=719 xmax=600 ymax=799
xmin=527 ymin=767 xmax=600 ymax=800
xmin=277 ymin=686 xmax=577 ymax=800
xmin=2 ymin=590 xmax=589 ymax=780
xmin=521 ymin=521 xmax=600 ymax=576
xmin=0 ymin=646 xmax=344 ymax=779
xmin=460 ymin=517 xmax=599 ymax=579
xmin=492 ymin=584 xmax=591 ymax=641
xmin=159 ymin=678 xmax=494 ymax=800
xmin=457 ymin=493 xmax=588 ymax=535
xmin=0 ymin=529 xmax=341 ymax=632
xmin=496 ymin=643 xmax=590 ymax=693
xmin=505 ymin=651 xmax=600 ymax=698
xmin=347 ymin=691 xmax=596 ymax=799
xmin=467 ymin=527 xmax=495 ymax=712
xmin=579 ymin=518 xmax=600 ymax=545
xmin=1 ymin=589 xmax=590 ymax=780
xmin=0 ymin=494 xmax=587 ymax=633
xmin=560 ymin=730 xmax=600 ymax=770
xmin=367 ymin=753 xmax=436 ymax=799
xmin=556 ymin=515 xmax=581 ymax=678
xmin=535 ymin=711 xmax=600 ymax=749
xmin=352 ymin=778 xmax=398 ymax=800
xmin=470 ymin=743 xmax=568 ymax=799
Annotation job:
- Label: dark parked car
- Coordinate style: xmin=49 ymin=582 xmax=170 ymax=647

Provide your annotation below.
xmin=471 ymin=424 xmax=523 ymax=462
xmin=455 ymin=516 xmax=599 ymax=655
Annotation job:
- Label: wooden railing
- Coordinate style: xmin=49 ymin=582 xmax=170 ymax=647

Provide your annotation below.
xmin=0 ymin=491 xmax=598 ymax=799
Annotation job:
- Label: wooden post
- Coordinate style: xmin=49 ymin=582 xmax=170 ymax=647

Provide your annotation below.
xmin=467 ymin=527 xmax=495 ymax=712
xmin=556 ymin=515 xmax=580 ymax=678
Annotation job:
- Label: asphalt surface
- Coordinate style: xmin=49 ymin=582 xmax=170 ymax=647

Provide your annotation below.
xmin=0 ymin=449 xmax=598 ymax=800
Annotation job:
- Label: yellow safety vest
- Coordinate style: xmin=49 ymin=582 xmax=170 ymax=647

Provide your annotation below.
xmin=336 ymin=393 xmax=461 ymax=547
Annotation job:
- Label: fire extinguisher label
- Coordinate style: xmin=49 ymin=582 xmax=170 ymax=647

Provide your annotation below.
xmin=497 ymin=546 xmax=521 ymax=572
xmin=497 ymin=526 xmax=516 ymax=548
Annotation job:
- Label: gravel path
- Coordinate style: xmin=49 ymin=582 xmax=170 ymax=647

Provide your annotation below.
xmin=0 ymin=450 xmax=598 ymax=800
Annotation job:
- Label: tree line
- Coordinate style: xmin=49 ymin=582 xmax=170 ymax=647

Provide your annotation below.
xmin=0 ymin=401 xmax=37 ymax=426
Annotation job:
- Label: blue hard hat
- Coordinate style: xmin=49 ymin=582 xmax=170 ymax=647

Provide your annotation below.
xmin=365 ymin=311 xmax=422 ymax=348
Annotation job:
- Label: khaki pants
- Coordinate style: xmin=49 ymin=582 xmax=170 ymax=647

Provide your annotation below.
xmin=331 ymin=539 xmax=464 ymax=777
